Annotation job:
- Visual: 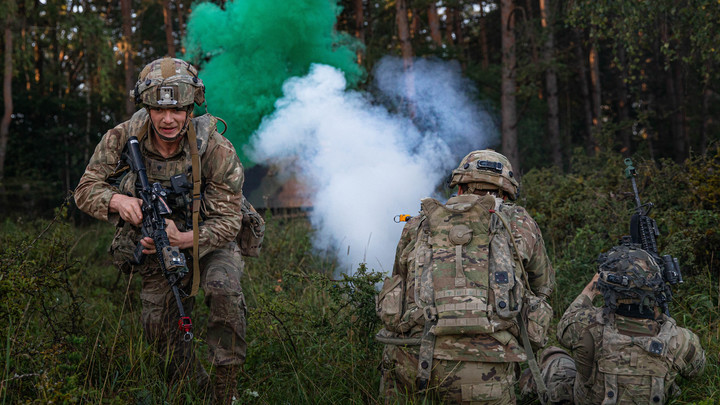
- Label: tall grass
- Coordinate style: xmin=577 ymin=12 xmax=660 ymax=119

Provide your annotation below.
xmin=1 ymin=148 xmax=719 ymax=403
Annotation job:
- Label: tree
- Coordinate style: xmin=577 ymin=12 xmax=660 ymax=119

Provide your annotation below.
xmin=0 ymin=6 xmax=13 ymax=183
xmin=355 ymin=0 xmax=365 ymax=63
xmin=500 ymin=0 xmax=519 ymax=170
xmin=539 ymin=0 xmax=561 ymax=167
xmin=121 ymin=0 xmax=135 ymax=117
xmin=396 ymin=0 xmax=413 ymax=68
xmin=395 ymin=0 xmax=416 ymax=116
xmin=427 ymin=1 xmax=442 ymax=47
xmin=163 ymin=0 xmax=175 ymax=56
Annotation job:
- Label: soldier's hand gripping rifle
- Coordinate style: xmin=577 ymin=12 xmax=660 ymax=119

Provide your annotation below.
xmin=623 ymin=158 xmax=683 ymax=313
xmin=125 ymin=136 xmax=194 ymax=342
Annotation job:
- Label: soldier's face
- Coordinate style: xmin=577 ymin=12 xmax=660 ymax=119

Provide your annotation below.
xmin=149 ymin=107 xmax=188 ymax=140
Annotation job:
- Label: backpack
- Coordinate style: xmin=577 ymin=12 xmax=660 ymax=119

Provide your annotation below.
xmin=416 ymin=193 xmax=523 ymax=335
xmin=593 ymin=317 xmax=676 ymax=404
xmin=378 ymin=193 xmax=550 ymax=339
xmin=376 ymin=193 xmax=551 ymax=391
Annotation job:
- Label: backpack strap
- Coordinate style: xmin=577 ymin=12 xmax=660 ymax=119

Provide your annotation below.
xmin=414 ymin=216 xmax=438 ymax=392
xmin=186 ymin=121 xmax=202 ymax=297
xmin=602 ymin=373 xmax=619 ymax=405
xmin=492 ymin=208 xmax=548 ymax=396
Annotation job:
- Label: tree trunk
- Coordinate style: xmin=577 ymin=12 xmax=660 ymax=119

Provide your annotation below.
xmin=616 ymin=45 xmax=631 ymax=156
xmin=163 ymin=0 xmax=175 ymax=57
xmin=428 ymin=1 xmax=442 ymax=47
xmin=121 ymin=0 xmax=135 ymax=117
xmin=0 ymin=24 xmax=13 ymax=182
xmin=501 ymin=0 xmax=519 ymax=171
xmin=445 ymin=5 xmax=455 ymax=44
xmin=674 ymin=61 xmax=687 ymax=162
xmin=396 ymin=0 xmax=415 ymax=116
xmin=84 ymin=52 xmax=91 ymax=164
xmin=355 ymin=0 xmax=365 ymax=63
xmin=396 ymin=0 xmax=413 ymax=67
xmin=539 ymin=0 xmax=561 ymax=168
xmin=574 ymin=30 xmax=595 ymax=154
xmin=525 ymin=0 xmax=539 ymax=66
xmin=410 ymin=7 xmax=419 ymax=38
xmin=700 ymin=86 xmax=712 ymax=156
xmin=35 ymin=28 xmax=42 ymax=93
xmin=479 ymin=2 xmax=489 ymax=69
xmin=177 ymin=0 xmax=186 ymax=53
xmin=667 ymin=61 xmax=685 ymax=162
xmin=453 ymin=7 xmax=465 ymax=68
xmin=589 ymin=41 xmax=601 ymax=129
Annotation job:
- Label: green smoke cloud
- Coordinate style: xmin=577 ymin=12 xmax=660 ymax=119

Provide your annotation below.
xmin=183 ymin=0 xmax=364 ymax=164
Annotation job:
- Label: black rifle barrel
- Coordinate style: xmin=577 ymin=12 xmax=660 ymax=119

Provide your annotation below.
xmin=127 ymin=136 xmax=151 ymax=191
xmin=124 ymin=136 xmax=194 ymax=342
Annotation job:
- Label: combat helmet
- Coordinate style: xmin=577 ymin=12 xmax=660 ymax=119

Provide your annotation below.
xmin=596 ymin=245 xmax=672 ymax=316
xmin=131 ymin=57 xmax=205 ymax=109
xmin=448 ymin=149 xmax=519 ymax=200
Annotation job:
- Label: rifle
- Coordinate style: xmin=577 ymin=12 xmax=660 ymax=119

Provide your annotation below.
xmin=622 ymin=158 xmax=683 ymax=312
xmin=125 ymin=136 xmax=194 ymax=342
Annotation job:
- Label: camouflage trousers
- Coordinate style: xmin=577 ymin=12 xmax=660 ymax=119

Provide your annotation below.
xmin=533 ymin=346 xmax=577 ymax=405
xmin=381 ymin=344 xmax=518 ymax=404
xmin=137 ymin=241 xmax=247 ymax=383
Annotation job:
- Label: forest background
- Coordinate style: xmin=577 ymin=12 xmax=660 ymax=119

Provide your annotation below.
xmin=1 ymin=0 xmax=719 ymax=403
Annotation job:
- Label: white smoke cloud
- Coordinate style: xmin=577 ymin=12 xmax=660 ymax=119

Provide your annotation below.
xmin=248 ymin=56 xmax=498 ymax=274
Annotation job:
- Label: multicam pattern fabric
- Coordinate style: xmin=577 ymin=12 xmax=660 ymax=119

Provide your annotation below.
xmin=140 ymin=242 xmax=246 ymax=372
xmin=383 ymin=344 xmax=517 ymax=405
xmin=379 ymin=192 xmax=555 ymax=403
xmin=417 ymin=194 xmax=521 ymax=336
xmin=448 ymin=150 xmax=520 ymax=200
xmin=554 ymin=294 xmax=706 ymax=404
xmin=74 ymin=109 xmax=246 ymax=368
xmin=75 ymin=109 xmax=244 ymax=259
xmin=536 ymin=346 xmax=577 ymax=405
xmin=132 ymin=57 xmax=205 ymax=108
xmin=596 ymin=245 xmax=672 ymax=314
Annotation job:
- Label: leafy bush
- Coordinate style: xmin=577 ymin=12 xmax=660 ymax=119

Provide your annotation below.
xmin=1 ymin=149 xmax=719 ymax=403
xmin=521 ymin=148 xmax=720 ymax=403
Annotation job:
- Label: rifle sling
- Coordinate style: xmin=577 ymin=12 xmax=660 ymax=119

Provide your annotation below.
xmin=493 ymin=210 xmax=548 ymax=396
xmin=187 ymin=122 xmax=201 ymax=297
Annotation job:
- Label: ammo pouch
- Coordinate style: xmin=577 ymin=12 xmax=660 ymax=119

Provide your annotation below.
xmin=376 ymin=275 xmax=404 ymax=330
xmin=238 ymin=198 xmax=265 ymax=257
xmin=376 ymin=274 xmax=423 ymax=333
xmin=109 ymin=222 xmax=142 ymax=274
xmin=523 ymin=294 xmax=553 ymax=350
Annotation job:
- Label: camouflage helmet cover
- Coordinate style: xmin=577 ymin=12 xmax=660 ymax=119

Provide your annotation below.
xmin=448 ymin=149 xmax=519 ymax=199
xmin=131 ymin=57 xmax=205 ymax=108
xmin=596 ymin=245 xmax=671 ymax=314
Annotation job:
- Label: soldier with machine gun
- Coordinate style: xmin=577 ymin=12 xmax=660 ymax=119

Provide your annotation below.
xmin=520 ymin=159 xmax=705 ymax=404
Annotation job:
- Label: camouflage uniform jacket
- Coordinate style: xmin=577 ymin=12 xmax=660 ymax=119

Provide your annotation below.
xmin=391 ymin=197 xmax=555 ymax=363
xmin=556 ymin=294 xmax=706 ymax=404
xmin=74 ymin=109 xmax=244 ymax=259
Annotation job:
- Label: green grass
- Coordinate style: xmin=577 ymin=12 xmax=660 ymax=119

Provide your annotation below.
xmin=1 ymin=149 xmax=719 ymax=404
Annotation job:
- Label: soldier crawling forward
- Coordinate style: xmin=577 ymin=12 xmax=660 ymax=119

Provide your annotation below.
xmin=75 ymin=57 xmax=246 ymax=403
xmin=522 ymin=245 xmax=705 ymax=404
xmin=376 ymin=150 xmax=555 ymax=404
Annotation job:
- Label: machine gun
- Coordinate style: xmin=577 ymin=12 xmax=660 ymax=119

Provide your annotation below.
xmin=125 ymin=136 xmax=194 ymax=342
xmin=623 ymin=158 xmax=683 ymax=287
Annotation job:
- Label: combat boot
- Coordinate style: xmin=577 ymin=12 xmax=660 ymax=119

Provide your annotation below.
xmin=213 ymin=365 xmax=239 ymax=405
